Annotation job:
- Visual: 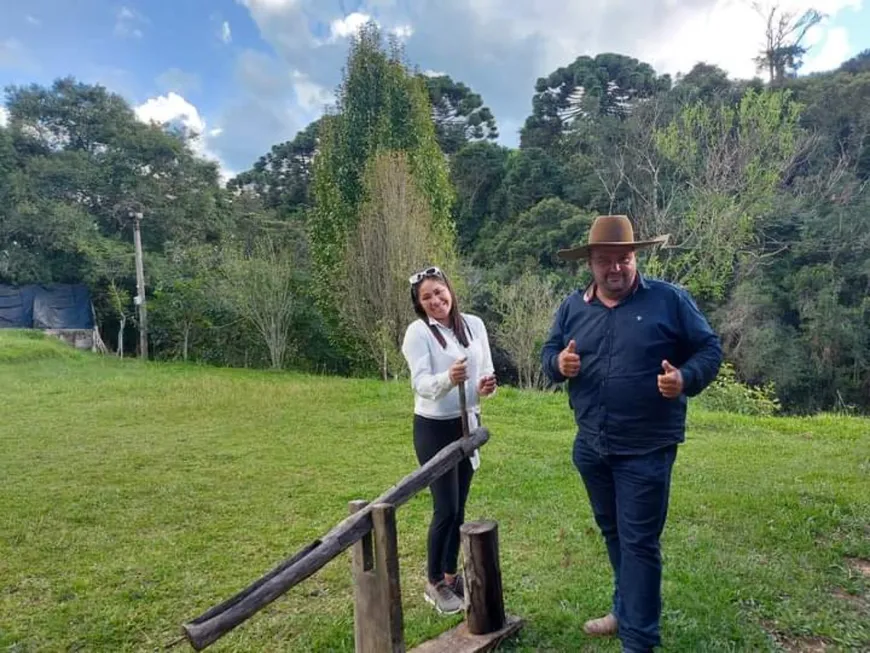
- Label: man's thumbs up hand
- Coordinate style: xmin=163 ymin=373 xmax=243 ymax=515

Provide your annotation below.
xmin=657 ymin=359 xmax=684 ymax=399
xmin=558 ymin=339 xmax=581 ymax=378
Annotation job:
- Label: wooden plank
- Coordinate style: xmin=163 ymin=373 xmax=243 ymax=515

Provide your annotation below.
xmin=181 ymin=426 xmax=490 ymax=650
xmin=461 ymin=520 xmax=505 ymax=635
xmin=408 ymin=616 xmax=523 ymax=653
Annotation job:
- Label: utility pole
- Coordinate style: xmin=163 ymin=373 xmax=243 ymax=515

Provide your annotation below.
xmin=131 ymin=210 xmax=149 ymax=360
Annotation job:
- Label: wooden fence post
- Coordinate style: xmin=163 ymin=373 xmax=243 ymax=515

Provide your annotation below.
xmin=349 ymin=500 xmax=375 ymax=652
xmin=460 ymin=520 xmax=505 ymax=635
xmin=349 ymin=500 xmax=405 ymax=653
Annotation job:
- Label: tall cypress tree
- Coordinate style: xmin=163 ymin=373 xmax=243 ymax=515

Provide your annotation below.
xmin=310 ymin=22 xmax=456 ymax=370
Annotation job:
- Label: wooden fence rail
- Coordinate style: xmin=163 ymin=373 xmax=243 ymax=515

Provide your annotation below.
xmin=181 ymin=426 xmax=491 ymax=650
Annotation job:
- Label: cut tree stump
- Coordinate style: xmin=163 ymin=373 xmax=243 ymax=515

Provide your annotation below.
xmin=349 ymin=500 xmax=404 ymax=653
xmin=409 ymin=519 xmax=522 ymax=653
xmin=461 ymin=520 xmax=505 ymax=635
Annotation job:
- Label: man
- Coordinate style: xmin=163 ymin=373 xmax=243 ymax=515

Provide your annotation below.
xmin=541 ymin=215 xmax=722 ymax=653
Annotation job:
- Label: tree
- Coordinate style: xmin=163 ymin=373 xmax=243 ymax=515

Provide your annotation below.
xmin=672 ymin=63 xmax=736 ymax=104
xmin=449 ymin=141 xmax=509 ymax=250
xmin=753 ymin=3 xmax=824 ymax=84
xmin=80 ymin=235 xmax=136 ymax=355
xmin=107 ymin=279 xmax=132 ymax=357
xmin=788 ymin=69 xmax=870 ymax=182
xmin=227 ymin=118 xmax=321 ymax=215
xmin=343 ymin=151 xmax=440 ymax=379
xmin=482 ymin=197 xmax=593 ymax=276
xmin=643 ymin=89 xmax=807 ymax=300
xmin=148 ymin=244 xmax=215 ymax=362
xmin=150 ymin=278 xmax=210 ymax=361
xmin=839 ymin=49 xmax=870 ymax=75
xmin=421 ymin=74 xmax=498 ymax=155
xmin=5 ymin=78 xmax=226 ymax=254
xmin=491 ymin=271 xmax=561 ymax=389
xmin=520 ymin=53 xmax=671 ymax=150
xmin=489 ymin=147 xmax=566 ymax=224
xmin=310 ymin=22 xmax=456 ymax=368
xmin=217 ymin=237 xmax=300 ymax=370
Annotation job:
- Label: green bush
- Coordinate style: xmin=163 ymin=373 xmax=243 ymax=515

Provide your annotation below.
xmin=696 ymin=361 xmax=781 ymax=416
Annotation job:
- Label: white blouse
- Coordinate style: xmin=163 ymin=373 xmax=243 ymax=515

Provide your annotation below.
xmin=401 ymin=312 xmax=495 ymax=421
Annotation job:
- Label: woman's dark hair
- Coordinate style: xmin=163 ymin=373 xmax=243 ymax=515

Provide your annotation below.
xmin=410 ymin=268 xmax=471 ymax=349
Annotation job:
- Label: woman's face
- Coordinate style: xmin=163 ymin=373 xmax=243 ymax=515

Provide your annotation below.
xmin=417 ymin=278 xmax=452 ymax=323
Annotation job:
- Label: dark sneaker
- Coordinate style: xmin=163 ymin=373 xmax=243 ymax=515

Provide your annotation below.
xmin=446 ymin=574 xmax=464 ymax=600
xmin=423 ymin=580 xmax=462 ymax=615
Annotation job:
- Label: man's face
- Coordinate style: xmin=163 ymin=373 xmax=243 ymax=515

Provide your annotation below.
xmin=589 ymin=246 xmax=637 ymax=299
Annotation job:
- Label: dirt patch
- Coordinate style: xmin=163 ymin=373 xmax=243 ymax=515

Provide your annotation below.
xmin=770 ymin=633 xmax=831 ymax=652
xmin=846 ymin=557 xmax=870 ymax=578
xmin=763 ymin=622 xmax=831 ymax=652
xmin=832 ymin=587 xmax=869 ymax=612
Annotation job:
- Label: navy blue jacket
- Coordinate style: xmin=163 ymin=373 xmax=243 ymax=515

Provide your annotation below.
xmin=541 ymin=274 xmax=723 ymax=455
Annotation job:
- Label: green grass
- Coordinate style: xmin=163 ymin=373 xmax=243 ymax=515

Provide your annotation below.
xmin=1 ymin=330 xmax=868 ymax=652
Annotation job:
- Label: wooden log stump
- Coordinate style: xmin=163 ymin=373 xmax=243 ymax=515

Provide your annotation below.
xmin=410 ymin=519 xmax=522 ymax=653
xmin=460 ymin=520 xmax=505 ymax=635
xmin=349 ymin=500 xmax=405 ymax=653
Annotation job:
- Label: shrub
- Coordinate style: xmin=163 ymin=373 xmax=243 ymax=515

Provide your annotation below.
xmin=696 ymin=361 xmax=781 ymax=416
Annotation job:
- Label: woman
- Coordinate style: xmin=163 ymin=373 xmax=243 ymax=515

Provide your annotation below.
xmin=401 ymin=266 xmax=497 ymax=615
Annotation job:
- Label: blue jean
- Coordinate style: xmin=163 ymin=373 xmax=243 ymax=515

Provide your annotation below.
xmin=573 ymin=435 xmax=678 ymax=652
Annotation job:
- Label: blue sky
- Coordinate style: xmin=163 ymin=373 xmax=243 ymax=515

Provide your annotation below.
xmin=1 ymin=0 xmax=867 ymax=181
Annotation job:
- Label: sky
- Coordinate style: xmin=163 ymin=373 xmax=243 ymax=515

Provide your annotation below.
xmin=0 ymin=0 xmax=867 ymax=182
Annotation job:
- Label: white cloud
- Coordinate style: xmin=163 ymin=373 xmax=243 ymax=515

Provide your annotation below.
xmin=114 ymin=6 xmax=146 ymax=39
xmin=221 ymin=21 xmax=232 ymax=44
xmin=391 ymin=24 xmax=413 ymax=40
xmin=134 ymin=93 xmax=234 ymax=182
xmin=802 ymin=26 xmax=851 ymax=73
xmin=26 ymin=15 xmax=41 ymax=26
xmin=422 ymin=69 xmax=447 ymax=77
xmin=291 ymin=70 xmax=333 ymax=111
xmin=641 ymin=0 xmax=861 ymax=80
xmin=322 ymin=11 xmax=412 ymax=44
xmin=136 ymin=92 xmax=206 ymax=134
xmin=329 ymin=12 xmax=371 ymax=40
xmin=0 ymin=106 xmax=9 ymax=128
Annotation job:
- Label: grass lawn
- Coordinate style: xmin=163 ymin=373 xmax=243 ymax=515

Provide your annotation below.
xmin=1 ymin=330 xmax=868 ymax=652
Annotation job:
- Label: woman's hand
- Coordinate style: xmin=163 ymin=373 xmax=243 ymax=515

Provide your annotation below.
xmin=477 ymin=374 xmax=497 ymax=396
xmin=448 ymin=358 xmax=468 ymax=385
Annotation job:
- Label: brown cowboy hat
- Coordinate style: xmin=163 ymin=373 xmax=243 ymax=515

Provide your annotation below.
xmin=556 ymin=214 xmax=669 ymax=261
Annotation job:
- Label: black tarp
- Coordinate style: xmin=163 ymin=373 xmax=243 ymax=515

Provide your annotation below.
xmin=0 ymin=284 xmax=94 ymax=329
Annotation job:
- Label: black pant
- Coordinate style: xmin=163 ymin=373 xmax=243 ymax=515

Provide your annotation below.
xmin=413 ymin=414 xmax=474 ymax=584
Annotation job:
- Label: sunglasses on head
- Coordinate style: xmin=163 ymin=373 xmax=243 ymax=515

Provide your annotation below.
xmin=408 ymin=266 xmax=445 ymax=285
